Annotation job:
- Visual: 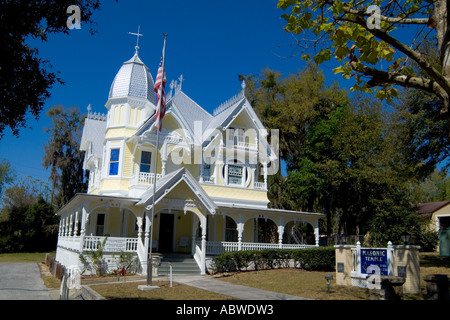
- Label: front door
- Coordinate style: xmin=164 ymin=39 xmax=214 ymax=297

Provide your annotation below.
xmin=159 ymin=213 xmax=174 ymax=253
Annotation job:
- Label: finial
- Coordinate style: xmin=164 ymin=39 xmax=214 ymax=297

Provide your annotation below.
xmin=241 ymin=80 xmax=246 ymax=92
xmin=128 ymin=25 xmax=143 ymax=54
xmin=178 ymin=74 xmax=184 ymax=91
xmin=169 ymin=80 xmax=177 ymax=97
xmin=87 ymin=104 xmax=92 ymax=114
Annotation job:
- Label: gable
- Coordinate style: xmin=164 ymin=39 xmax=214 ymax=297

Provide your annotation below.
xmin=137 ymin=167 xmax=217 ymax=214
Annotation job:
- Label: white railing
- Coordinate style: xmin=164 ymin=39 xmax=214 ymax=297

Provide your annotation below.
xmin=201 ymin=241 xmax=316 ymax=255
xmin=201 ymin=176 xmax=215 ymax=184
xmin=253 ymin=182 xmax=267 ymax=190
xmin=57 ymin=236 xmax=81 ymax=251
xmin=134 ymin=172 xmax=163 ymax=186
xmin=82 ymin=236 xmax=139 ymax=252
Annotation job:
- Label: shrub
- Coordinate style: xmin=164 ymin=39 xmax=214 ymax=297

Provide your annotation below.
xmin=418 ymin=231 xmax=439 ymax=252
xmin=211 ymin=247 xmax=335 ymax=274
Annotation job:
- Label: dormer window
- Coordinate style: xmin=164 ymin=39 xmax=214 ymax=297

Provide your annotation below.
xmin=140 ymin=151 xmax=152 ymax=173
xmin=227 ymin=127 xmax=244 ymax=145
xmin=228 ymin=165 xmax=243 ymax=185
xmin=109 ymin=149 xmax=120 ymax=175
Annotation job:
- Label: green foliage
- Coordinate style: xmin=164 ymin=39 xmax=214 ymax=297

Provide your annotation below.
xmin=276 ymin=0 xmax=450 ymax=109
xmin=0 ymin=0 xmax=101 ymax=138
xmin=211 ymin=247 xmax=335 ymax=274
xmin=417 ymin=231 xmax=439 ymax=252
xmin=43 ymin=105 xmax=88 ymax=208
xmin=79 ymin=237 xmax=107 ymax=276
xmin=0 ymin=159 xmax=14 ymax=195
xmin=114 ymin=251 xmax=140 ymax=275
xmin=0 ymin=185 xmax=57 ymax=253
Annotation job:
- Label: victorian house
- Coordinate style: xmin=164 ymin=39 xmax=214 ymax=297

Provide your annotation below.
xmin=55 ymin=44 xmax=324 ymax=275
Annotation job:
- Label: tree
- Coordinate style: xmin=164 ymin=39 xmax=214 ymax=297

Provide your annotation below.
xmin=0 ymin=177 xmax=56 ymax=253
xmin=244 ymin=66 xmax=429 ymax=240
xmin=43 ymin=105 xmax=88 ymax=207
xmin=0 ymin=0 xmax=102 ymax=138
xmin=0 ymin=159 xmax=14 ymax=195
xmin=277 ymin=0 xmax=450 ymax=112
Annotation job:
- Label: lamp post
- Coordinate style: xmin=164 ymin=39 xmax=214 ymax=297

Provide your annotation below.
xmin=401 ymin=232 xmax=410 ymax=245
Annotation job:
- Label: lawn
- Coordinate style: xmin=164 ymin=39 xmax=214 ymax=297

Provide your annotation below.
xmin=90 ymin=281 xmax=235 ymax=300
xmin=1 ymin=251 xmax=448 ymax=300
xmin=0 ymin=251 xmax=54 ymax=263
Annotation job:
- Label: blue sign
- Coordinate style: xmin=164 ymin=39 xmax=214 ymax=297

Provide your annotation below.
xmin=360 ymin=248 xmax=388 ymax=275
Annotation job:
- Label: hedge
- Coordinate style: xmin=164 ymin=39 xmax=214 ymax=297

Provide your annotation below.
xmin=210 ymin=247 xmax=335 ymax=274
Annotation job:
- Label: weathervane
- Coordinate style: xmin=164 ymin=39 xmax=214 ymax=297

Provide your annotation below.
xmin=128 ymin=25 xmax=143 ymax=53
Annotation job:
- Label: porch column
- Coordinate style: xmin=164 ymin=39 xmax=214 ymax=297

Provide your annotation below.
xmin=278 ymin=225 xmax=285 ymax=248
xmin=58 ymin=219 xmax=63 ymax=237
xmin=64 ymin=216 xmax=69 ymax=237
xmin=79 ymin=205 xmax=89 ymax=252
xmin=136 ymin=216 xmax=143 ymax=239
xmin=69 ymin=213 xmax=74 ymax=237
xmin=201 ymin=216 xmax=207 ymax=275
xmin=278 ymin=217 xmax=285 ymax=248
xmin=143 ymin=209 xmax=151 ymax=256
xmin=74 ymin=211 xmax=79 ymax=236
xmin=313 ymin=219 xmax=320 ymax=247
xmin=237 ymin=214 xmax=244 ymax=251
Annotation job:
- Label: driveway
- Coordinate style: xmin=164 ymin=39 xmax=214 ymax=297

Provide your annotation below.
xmin=0 ymin=263 xmax=53 ymax=300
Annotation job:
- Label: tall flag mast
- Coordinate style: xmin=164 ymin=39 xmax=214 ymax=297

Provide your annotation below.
xmin=146 ymin=34 xmax=167 ymax=287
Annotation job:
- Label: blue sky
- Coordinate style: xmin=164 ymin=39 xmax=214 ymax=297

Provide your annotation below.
xmin=0 ymin=0 xmax=348 ymax=184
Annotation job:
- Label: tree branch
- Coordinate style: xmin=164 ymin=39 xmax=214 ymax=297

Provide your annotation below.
xmin=334 ymin=7 xmax=450 ymax=103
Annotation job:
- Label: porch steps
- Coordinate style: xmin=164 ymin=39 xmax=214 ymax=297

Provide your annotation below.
xmin=158 ymin=254 xmax=201 ymax=276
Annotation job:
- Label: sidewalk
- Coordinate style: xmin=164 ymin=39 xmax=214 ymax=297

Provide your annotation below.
xmin=77 ymin=274 xmax=308 ymax=300
xmin=173 ymin=275 xmax=308 ymax=300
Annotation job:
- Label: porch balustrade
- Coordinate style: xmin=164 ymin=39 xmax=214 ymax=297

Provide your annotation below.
xmin=82 ymin=236 xmax=139 ymax=252
xmin=200 ymin=240 xmax=316 ymax=255
xmin=199 ymin=176 xmax=267 ymax=190
xmin=133 ymin=172 xmax=163 ymax=186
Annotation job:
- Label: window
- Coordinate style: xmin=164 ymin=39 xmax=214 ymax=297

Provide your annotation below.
xmin=109 ymin=149 xmax=120 ymax=175
xmin=228 ymin=127 xmax=244 ymax=144
xmin=228 ymin=165 xmax=243 ymax=185
xmin=96 ymin=213 xmax=105 ymax=236
xmin=140 ymin=151 xmax=152 ymax=173
xmin=225 ymin=216 xmax=238 ymax=242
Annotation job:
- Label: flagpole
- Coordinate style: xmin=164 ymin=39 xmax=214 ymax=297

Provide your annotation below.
xmin=147 ymin=34 xmax=167 ymax=287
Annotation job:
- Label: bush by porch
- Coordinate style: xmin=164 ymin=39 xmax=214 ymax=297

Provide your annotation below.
xmin=210 ymin=247 xmax=335 ymax=273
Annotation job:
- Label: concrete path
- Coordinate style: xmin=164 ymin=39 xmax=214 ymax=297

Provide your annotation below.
xmin=0 ymin=263 xmax=53 ymax=300
xmin=173 ymin=276 xmax=308 ymax=300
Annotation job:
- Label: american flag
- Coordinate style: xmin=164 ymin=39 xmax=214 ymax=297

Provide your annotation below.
xmin=154 ymin=56 xmax=166 ymax=132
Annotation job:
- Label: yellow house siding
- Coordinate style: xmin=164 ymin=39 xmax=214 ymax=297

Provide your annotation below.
xmin=201 ymin=184 xmax=269 ymax=203
xmin=122 ymin=142 xmax=133 ymax=178
xmin=129 ymin=107 xmax=136 ymax=126
xmin=105 ymin=128 xmax=137 ymax=139
xmin=100 ymin=178 xmax=130 ymax=191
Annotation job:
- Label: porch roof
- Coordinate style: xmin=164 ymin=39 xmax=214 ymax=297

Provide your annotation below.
xmin=216 ymin=203 xmax=325 ymax=219
xmin=55 ymin=193 xmax=141 ymax=216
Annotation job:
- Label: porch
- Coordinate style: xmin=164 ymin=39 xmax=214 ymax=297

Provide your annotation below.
xmin=57 ymin=235 xmax=316 ymax=256
xmin=54 ymin=192 xmax=324 ymax=276
xmin=56 ymin=234 xmax=317 ymax=275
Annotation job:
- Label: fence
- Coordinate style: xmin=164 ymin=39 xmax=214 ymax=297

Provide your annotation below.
xmin=45 ymin=253 xmax=65 ymax=281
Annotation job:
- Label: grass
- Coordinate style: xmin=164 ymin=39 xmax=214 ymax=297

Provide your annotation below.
xmin=90 ymin=281 xmax=235 ymax=300
xmin=217 ymin=269 xmax=370 ymax=300
xmin=0 ymin=251 xmax=55 ymax=263
xmin=1 ymin=251 xmax=449 ymax=300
